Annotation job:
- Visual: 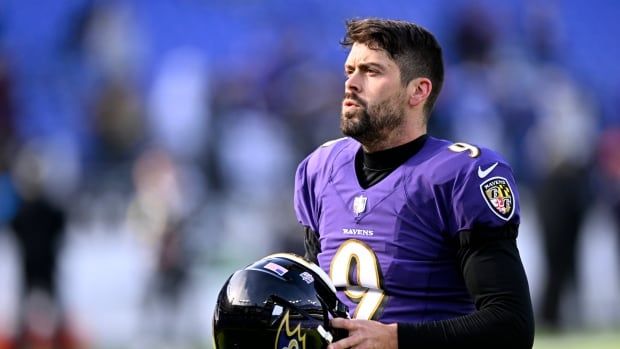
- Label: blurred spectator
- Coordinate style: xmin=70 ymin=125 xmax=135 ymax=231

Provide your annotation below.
xmin=527 ymin=68 xmax=598 ymax=330
xmin=0 ymin=55 xmax=15 ymax=150
xmin=518 ymin=5 xmax=602 ymax=330
xmin=441 ymin=2 xmax=601 ymax=331
xmin=214 ymin=107 xmax=300 ymax=258
xmin=79 ymin=0 xmax=145 ymax=81
xmin=147 ymin=48 xmax=212 ymax=163
xmin=8 ymin=145 xmax=78 ymax=349
xmin=0 ymin=53 xmax=17 ymax=226
xmin=0 ymin=52 xmax=18 ymax=348
xmin=597 ymin=127 xmax=620 ymax=261
xmin=91 ymin=77 xmax=144 ymax=166
xmin=127 ymin=148 xmax=203 ymax=347
xmin=261 ymin=28 xmax=342 ymax=157
xmin=440 ymin=5 xmax=507 ymax=155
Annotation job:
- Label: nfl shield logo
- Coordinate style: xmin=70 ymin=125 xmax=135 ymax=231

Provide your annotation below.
xmin=353 ymin=195 xmax=367 ymax=216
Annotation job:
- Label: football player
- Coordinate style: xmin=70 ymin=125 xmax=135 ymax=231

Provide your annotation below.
xmin=294 ymin=18 xmax=534 ymax=348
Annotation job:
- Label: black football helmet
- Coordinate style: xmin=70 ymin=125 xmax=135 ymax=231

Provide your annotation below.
xmin=212 ymin=253 xmax=349 ymax=348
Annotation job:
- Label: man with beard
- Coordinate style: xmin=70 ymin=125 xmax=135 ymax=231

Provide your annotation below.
xmin=294 ymin=18 xmax=534 ymax=348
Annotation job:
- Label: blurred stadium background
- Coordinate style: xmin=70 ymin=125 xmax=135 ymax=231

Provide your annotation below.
xmin=0 ymin=0 xmax=618 ymax=348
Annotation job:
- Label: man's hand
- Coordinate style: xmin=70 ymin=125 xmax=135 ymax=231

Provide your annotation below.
xmin=327 ymin=318 xmax=398 ymax=349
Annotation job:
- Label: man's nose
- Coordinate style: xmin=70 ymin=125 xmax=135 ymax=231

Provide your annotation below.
xmin=345 ymin=71 xmax=361 ymax=93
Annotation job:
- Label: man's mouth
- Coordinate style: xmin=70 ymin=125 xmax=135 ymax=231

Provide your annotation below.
xmin=343 ymin=94 xmax=364 ymax=108
xmin=343 ymin=99 xmax=359 ymax=107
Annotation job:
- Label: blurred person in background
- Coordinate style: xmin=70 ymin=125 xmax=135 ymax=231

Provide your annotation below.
xmin=8 ymin=145 xmax=80 ymax=349
xmin=126 ymin=148 xmax=203 ymax=348
xmin=597 ymin=127 xmax=620 ymax=279
xmin=0 ymin=51 xmax=19 ymax=349
xmin=0 ymin=50 xmax=17 ymax=225
xmin=441 ymin=2 xmax=600 ymax=331
xmin=437 ymin=4 xmax=508 ymax=154
xmin=438 ymin=3 xmax=540 ymax=187
xmin=295 ymin=18 xmax=533 ymax=348
xmin=527 ymin=69 xmax=598 ymax=331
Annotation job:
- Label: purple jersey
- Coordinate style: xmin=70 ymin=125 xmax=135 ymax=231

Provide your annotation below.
xmin=294 ymin=136 xmax=520 ymax=323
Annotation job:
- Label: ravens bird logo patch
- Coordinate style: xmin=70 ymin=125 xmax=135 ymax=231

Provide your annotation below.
xmin=480 ymin=177 xmax=514 ymax=221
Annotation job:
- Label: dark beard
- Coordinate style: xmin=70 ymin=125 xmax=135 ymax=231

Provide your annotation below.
xmin=340 ymin=93 xmax=405 ymax=147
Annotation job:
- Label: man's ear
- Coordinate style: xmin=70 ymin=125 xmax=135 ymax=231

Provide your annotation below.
xmin=407 ymin=77 xmax=432 ymax=107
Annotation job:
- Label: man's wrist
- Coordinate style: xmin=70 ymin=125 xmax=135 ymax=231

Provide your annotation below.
xmin=389 ymin=323 xmax=398 ymax=349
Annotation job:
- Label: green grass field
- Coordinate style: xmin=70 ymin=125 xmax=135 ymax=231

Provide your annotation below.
xmin=534 ymin=331 xmax=620 ymax=349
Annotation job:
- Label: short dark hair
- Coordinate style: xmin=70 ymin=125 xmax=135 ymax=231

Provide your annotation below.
xmin=341 ymin=18 xmax=444 ymax=119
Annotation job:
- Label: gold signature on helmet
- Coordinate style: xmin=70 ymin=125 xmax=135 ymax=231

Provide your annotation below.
xmin=275 ymin=310 xmax=306 ymax=349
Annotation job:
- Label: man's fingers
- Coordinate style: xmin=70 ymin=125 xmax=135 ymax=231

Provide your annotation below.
xmin=327 ymin=334 xmax=358 ymax=349
xmin=330 ymin=317 xmax=357 ymax=330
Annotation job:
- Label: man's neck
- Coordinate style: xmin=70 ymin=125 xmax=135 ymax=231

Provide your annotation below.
xmin=361 ymin=128 xmax=427 ymax=153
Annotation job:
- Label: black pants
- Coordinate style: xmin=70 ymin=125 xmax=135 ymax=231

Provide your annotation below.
xmin=536 ymin=165 xmax=591 ymax=328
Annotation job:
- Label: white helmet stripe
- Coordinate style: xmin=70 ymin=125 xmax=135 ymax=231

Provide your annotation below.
xmin=266 ymin=253 xmax=337 ymax=293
